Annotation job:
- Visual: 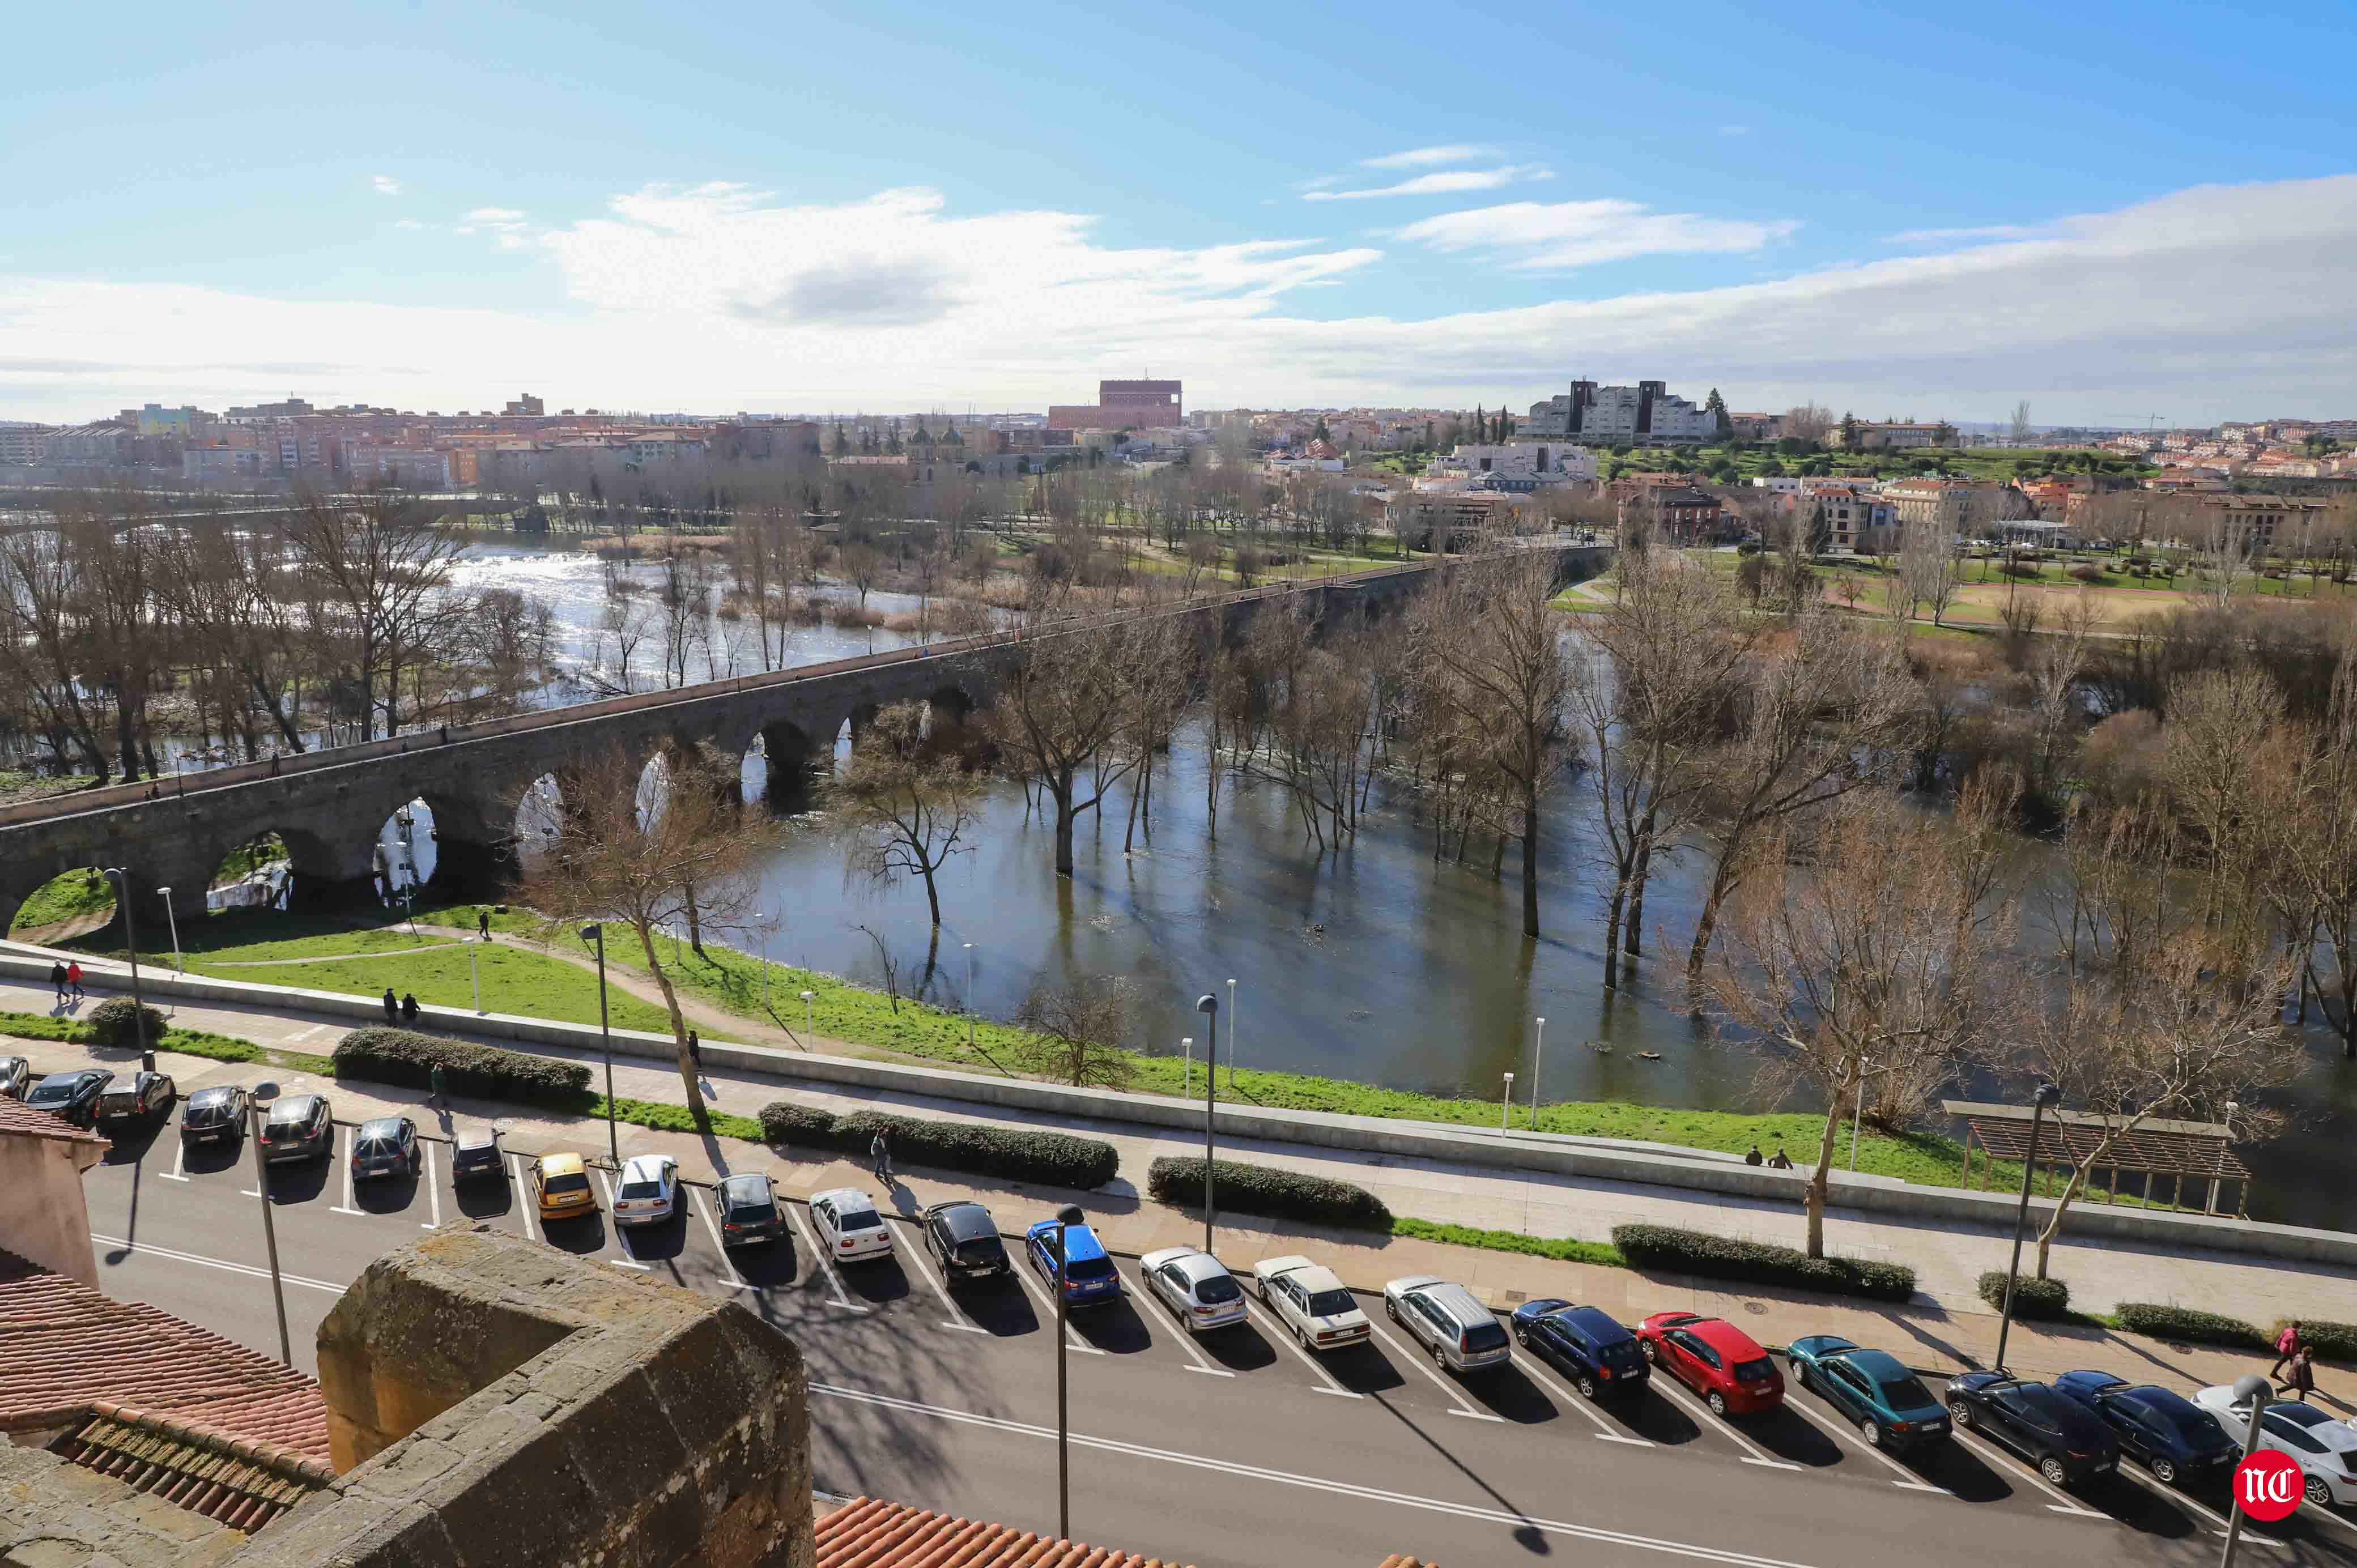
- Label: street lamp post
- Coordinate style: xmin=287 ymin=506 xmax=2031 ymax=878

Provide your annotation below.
xmin=964 ymin=943 xmax=977 ymax=1053
xmin=799 ymin=990 xmax=815 ymax=1038
xmin=1528 ymin=1017 xmax=1546 ymax=1128
xmin=2210 ymin=1100 xmax=2238 ymax=1216
xmin=579 ymin=924 xmax=618 ymax=1166
xmin=760 ymin=912 xmax=772 ymax=1012
xmin=247 ymin=1081 xmax=292 ymax=1366
xmin=1849 ymin=1055 xmax=1876 ymax=1171
xmin=1225 ymin=978 xmax=1237 ymax=1089
xmin=1197 ymin=994 xmax=1219 ymax=1254
xmin=1051 ymin=1201 xmax=1085 ymax=1541
xmin=154 ymin=887 xmax=183 ymax=974
xmin=1993 ymin=1082 xmax=2061 ymax=1374
xmin=1181 ymin=1036 xmax=1193 ymax=1098
xmin=2219 ymin=1372 xmax=2273 ymax=1568
xmin=1501 ymin=1072 xmax=1514 ymax=1131
xmin=103 ymin=868 xmax=153 ymax=1072
xmin=469 ymin=941 xmax=482 ymax=1015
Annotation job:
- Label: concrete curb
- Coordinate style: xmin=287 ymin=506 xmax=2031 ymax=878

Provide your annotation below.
xmin=9 ymin=949 xmax=2354 ymax=1271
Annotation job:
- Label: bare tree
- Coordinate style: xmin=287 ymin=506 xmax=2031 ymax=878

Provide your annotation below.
xmin=2008 ymin=399 xmax=2034 ymax=445
xmin=281 ymin=488 xmax=469 ymax=740
xmin=2286 ymin=649 xmax=2357 ymax=1055
xmin=981 ymin=616 xmax=1147 ymax=876
xmin=1016 ymin=974 xmax=1138 ymax=1089
xmin=836 ymin=700 xmax=976 ymax=928
xmin=1899 ymin=518 xmax=1961 ymax=628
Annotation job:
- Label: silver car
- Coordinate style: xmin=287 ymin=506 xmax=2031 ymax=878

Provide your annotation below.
xmin=1139 ymin=1246 xmax=1247 ymax=1333
xmin=1383 ymin=1275 xmax=1511 ymax=1376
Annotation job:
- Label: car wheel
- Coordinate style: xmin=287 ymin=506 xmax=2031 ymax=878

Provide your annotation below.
xmin=1948 ymin=1397 xmax=1976 ymax=1429
xmin=1385 ymin=1299 xmax=1400 ymax=1324
xmin=1706 ymin=1390 xmax=1729 ymax=1417
xmin=1795 ymin=1365 xmax=1813 ymax=1394
xmin=2150 ymin=1457 xmax=2176 ymax=1486
xmin=1513 ymin=1323 xmax=1528 ymax=1347
xmin=1640 ymin=1339 xmax=1658 ymax=1364
xmin=1861 ymin=1419 xmax=1883 ymax=1448
xmin=1576 ymin=1373 xmax=1598 ymax=1400
xmin=1431 ymin=1342 xmax=1449 ymax=1372
xmin=2306 ymin=1474 xmax=2331 ymax=1506
xmin=1296 ymin=1321 xmax=1310 ymax=1350
xmin=2039 ymin=1456 xmax=2068 ymax=1487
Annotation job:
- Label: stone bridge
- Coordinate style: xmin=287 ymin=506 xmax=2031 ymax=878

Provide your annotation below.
xmin=0 ymin=544 xmax=1607 ymax=928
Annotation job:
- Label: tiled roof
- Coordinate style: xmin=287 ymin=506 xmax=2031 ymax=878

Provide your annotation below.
xmin=0 ymin=1249 xmax=330 ymax=1462
xmin=51 ymin=1401 xmax=334 ymax=1532
xmin=0 ymin=1092 xmax=109 ymax=1148
xmin=814 ymin=1496 xmax=1194 ymax=1568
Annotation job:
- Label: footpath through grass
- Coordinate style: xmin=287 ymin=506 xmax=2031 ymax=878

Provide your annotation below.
xmin=9 ymin=869 xmax=118 ymax=932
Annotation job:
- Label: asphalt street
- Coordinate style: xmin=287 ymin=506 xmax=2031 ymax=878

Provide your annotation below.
xmin=72 ymin=1102 xmax=2357 ymax=1568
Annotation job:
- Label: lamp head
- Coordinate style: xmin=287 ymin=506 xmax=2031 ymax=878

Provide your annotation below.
xmin=155 ymin=885 xmax=171 ymax=897
xmin=578 ymin=922 xmax=601 ymax=941
xmin=1195 ymin=994 xmax=1218 ymax=1016
xmin=1056 ymin=1204 xmax=1085 ymax=1228
xmin=799 ymin=990 xmax=814 ymax=1002
xmin=2232 ymin=1372 xmax=2272 ymax=1403
xmin=2033 ymin=1083 xmax=2061 ymax=1109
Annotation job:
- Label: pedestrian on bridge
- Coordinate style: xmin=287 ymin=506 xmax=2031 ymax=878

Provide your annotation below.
xmin=400 ymin=992 xmax=420 ymax=1024
xmin=382 ymin=987 xmax=399 ymax=1024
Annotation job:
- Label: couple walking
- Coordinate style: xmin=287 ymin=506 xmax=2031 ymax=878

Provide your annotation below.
xmin=2271 ymin=1322 xmax=2321 ymax=1403
xmin=48 ymin=961 xmax=84 ymax=1007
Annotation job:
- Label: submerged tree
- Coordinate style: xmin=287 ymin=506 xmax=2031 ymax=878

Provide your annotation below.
xmin=836 ymin=700 xmax=976 ymax=928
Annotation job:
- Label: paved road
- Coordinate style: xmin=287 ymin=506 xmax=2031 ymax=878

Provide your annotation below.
xmin=73 ymin=1105 xmax=2357 ymax=1568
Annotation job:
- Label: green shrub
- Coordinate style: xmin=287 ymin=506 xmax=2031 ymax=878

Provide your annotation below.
xmin=1147 ymin=1156 xmax=1393 ymax=1231
xmin=1611 ymin=1223 xmax=1916 ymax=1303
xmin=333 ymin=1027 xmax=593 ymax=1109
xmin=2115 ymin=1302 xmax=2266 ymax=1349
xmin=754 ymin=1101 xmax=1118 ymax=1190
xmin=757 ymin=1101 xmax=842 ymax=1147
xmin=1392 ymin=1217 xmax=1623 ymax=1267
xmin=1977 ymin=1271 xmax=2070 ymax=1318
xmin=2284 ymin=1320 xmax=2357 ymax=1365
xmin=87 ymin=997 xmax=164 ymax=1049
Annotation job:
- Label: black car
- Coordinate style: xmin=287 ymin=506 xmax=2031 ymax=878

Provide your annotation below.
xmin=179 ymin=1084 xmax=250 ymax=1149
xmin=2050 ymin=1372 xmax=2239 ymax=1486
xmin=259 ymin=1094 xmax=335 ymax=1164
xmin=716 ymin=1171 xmax=786 ymax=1245
xmin=351 ymin=1116 xmax=420 ymax=1181
xmin=1947 ymin=1373 xmax=2120 ymax=1488
xmin=1509 ymin=1298 xmax=1650 ymax=1399
xmin=922 ymin=1199 xmax=1010 ymax=1280
xmin=450 ymin=1126 xmax=504 ymax=1183
xmin=25 ymin=1069 xmax=112 ymax=1128
xmin=0 ymin=1055 xmax=29 ymax=1099
xmin=96 ymin=1071 xmax=176 ymax=1128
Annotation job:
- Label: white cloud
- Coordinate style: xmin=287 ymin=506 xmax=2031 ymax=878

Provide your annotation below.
xmin=394 ymin=219 xmax=427 ymax=231
xmin=371 ymin=174 xmax=401 ymax=195
xmin=1882 ymin=223 xmax=2045 ymax=245
xmin=466 ymin=207 xmax=529 ymax=234
xmin=3 ymin=177 xmax=2354 ymax=425
xmin=1304 ymin=165 xmax=1553 ymax=202
xmin=1398 ymin=198 xmax=1801 ymax=269
xmin=1361 ymin=144 xmax=1501 ymax=169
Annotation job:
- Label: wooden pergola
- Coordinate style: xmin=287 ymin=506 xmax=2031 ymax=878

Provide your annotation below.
xmin=1942 ymin=1100 xmax=2250 ymax=1217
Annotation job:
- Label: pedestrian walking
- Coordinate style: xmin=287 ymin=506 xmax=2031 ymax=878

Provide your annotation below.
xmin=2290 ymin=1347 xmax=2317 ymax=1403
xmin=478 ymin=909 xmax=492 ymax=941
xmin=2271 ymin=1320 xmax=2304 ymax=1379
xmin=870 ymin=1130 xmax=893 ymax=1186
xmin=49 ymin=962 xmax=69 ymax=1007
xmin=428 ymin=1063 xmax=447 ymax=1108
xmin=65 ymin=961 xmax=84 ymax=1004
xmin=688 ymin=1029 xmax=701 ymax=1067
xmin=399 ymin=992 xmax=420 ymax=1024
xmin=382 ymin=987 xmax=400 ymax=1024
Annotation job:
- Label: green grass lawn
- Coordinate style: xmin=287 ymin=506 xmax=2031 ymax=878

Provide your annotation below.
xmin=10 ymin=869 xmax=118 ymax=932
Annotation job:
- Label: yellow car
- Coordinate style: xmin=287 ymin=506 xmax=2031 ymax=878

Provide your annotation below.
xmin=533 ymin=1152 xmax=597 ymax=1221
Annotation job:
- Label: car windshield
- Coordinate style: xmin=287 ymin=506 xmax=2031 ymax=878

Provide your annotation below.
xmin=2169 ymin=1410 xmax=2226 ymax=1441
xmin=1734 ymin=1357 xmax=1777 ymax=1382
xmin=267 ymin=1099 xmax=313 ymax=1123
xmin=953 ymin=1237 xmax=1001 ymax=1260
xmin=731 ymin=1199 xmax=780 ymax=1223
xmin=1878 ymin=1375 xmax=1934 ymax=1408
xmin=27 ymin=1081 xmax=76 ymax=1103
xmin=1065 ymin=1256 xmax=1116 ymax=1282
xmin=542 ymin=1173 xmax=590 ymax=1194
xmin=836 ymin=1205 xmax=882 ymax=1231
xmin=1194 ymin=1273 xmax=1242 ymax=1304
xmin=1306 ymin=1288 xmax=1358 ymax=1316
xmin=360 ymin=1120 xmax=402 ymax=1139
xmin=355 ymin=1137 xmax=395 ymax=1157
xmin=1463 ymin=1321 xmax=1509 ymax=1353
xmin=618 ymin=1180 xmax=662 ymax=1199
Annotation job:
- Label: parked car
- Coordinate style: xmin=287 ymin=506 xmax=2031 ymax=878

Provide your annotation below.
xmin=96 ymin=1071 xmax=175 ymax=1129
xmin=2052 ymin=1373 xmax=2237 ymax=1486
xmin=0 ymin=1055 xmax=29 ymax=1099
xmin=450 ymin=1125 xmax=504 ymax=1183
xmin=1384 ymin=1276 xmax=1511 ymax=1377
xmin=1026 ymin=1218 xmax=1122 ymax=1307
xmin=1139 ymin=1247 xmax=1247 ymax=1334
xmin=531 ymin=1152 xmax=597 ymax=1220
xmin=1252 ymin=1256 xmax=1370 ymax=1353
xmin=1946 ymin=1373 xmax=2118 ymax=1488
xmin=258 ymin=1094 xmax=334 ymax=1164
xmin=1785 ymin=1336 xmax=1947 ymax=1450
xmin=812 ymin=1188 xmax=894 ymax=1262
xmin=612 ymin=1154 xmax=678 ymax=1226
xmin=1635 ymin=1312 xmax=1784 ymax=1416
xmin=717 ymin=1172 xmax=786 ymax=1246
xmin=178 ymin=1084 xmax=249 ymax=1149
xmin=25 ymin=1069 xmax=112 ymax=1128
xmin=921 ymin=1199 xmax=1009 ymax=1280
xmin=1511 ymin=1299 xmax=1649 ymax=1400
xmin=2194 ymin=1383 xmax=2357 ymax=1506
xmin=350 ymin=1116 xmax=420 ymax=1181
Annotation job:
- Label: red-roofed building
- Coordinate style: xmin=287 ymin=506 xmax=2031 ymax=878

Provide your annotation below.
xmin=815 ymin=1495 xmax=1437 ymax=1568
xmin=0 ymin=1092 xmax=108 ymax=1285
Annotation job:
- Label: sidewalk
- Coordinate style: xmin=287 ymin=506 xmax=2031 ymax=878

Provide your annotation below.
xmin=6 ymin=970 xmax=2351 ymax=1407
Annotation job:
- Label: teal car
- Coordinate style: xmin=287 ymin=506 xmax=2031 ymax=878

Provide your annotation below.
xmin=1786 ymin=1335 xmax=1950 ymax=1451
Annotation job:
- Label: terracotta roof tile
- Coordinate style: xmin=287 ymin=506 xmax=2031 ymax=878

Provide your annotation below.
xmin=814 ymin=1495 xmax=1194 ymax=1568
xmin=0 ymin=1249 xmax=330 ymax=1462
xmin=52 ymin=1401 xmax=334 ymax=1532
xmin=0 ymin=1091 xmax=109 ymax=1148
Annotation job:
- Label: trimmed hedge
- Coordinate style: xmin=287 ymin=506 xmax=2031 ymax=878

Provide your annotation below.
xmin=88 ymin=997 xmax=165 ymax=1049
xmin=334 ymin=1028 xmax=592 ymax=1109
xmin=2283 ymin=1320 xmax=2357 ymax=1365
xmin=1612 ymin=1223 xmax=1917 ymax=1303
xmin=754 ymin=1100 xmax=1118 ymax=1190
xmin=2116 ymin=1302 xmax=2267 ymax=1350
xmin=1146 ymin=1156 xmax=1393 ymax=1231
xmin=1977 ymin=1271 xmax=2071 ymax=1319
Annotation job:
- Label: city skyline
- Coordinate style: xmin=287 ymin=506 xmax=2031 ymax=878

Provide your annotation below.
xmin=5 ymin=1 xmax=2354 ymax=425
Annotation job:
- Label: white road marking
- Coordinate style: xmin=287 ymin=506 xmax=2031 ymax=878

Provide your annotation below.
xmin=1943 ymin=1422 xmax=2107 ymax=1518
xmin=508 ymin=1154 xmax=538 ymax=1243
xmin=1240 ymin=1292 xmax=1360 ymax=1399
xmin=420 ymin=1141 xmax=441 ymax=1229
xmin=1363 ymin=1313 xmax=1501 ymax=1421
xmin=593 ymin=1171 xmax=652 ymax=1269
xmin=160 ymin=1137 xmax=188 ymax=1182
xmin=814 ymin=1381 xmax=1836 ymax=1568
xmin=1117 ymin=1264 xmax=1234 ymax=1376
xmin=91 ymin=1234 xmax=342 ymax=1294
xmin=2104 ymin=1461 xmax=2258 ymax=1543
xmin=287 ymin=1023 xmax=329 ymax=1042
xmin=1009 ymin=1254 xmax=1105 ymax=1353
xmin=688 ymin=1186 xmax=755 ymax=1291
xmin=1779 ymin=1378 xmax=1952 ymax=1494
xmin=1641 ymin=1361 xmax=1802 ymax=1470
xmin=888 ymin=1216 xmax=985 ymax=1331
xmin=330 ymin=1125 xmax=364 ymax=1216
xmin=785 ymin=1203 xmax=871 ymax=1314
xmin=1509 ymin=1336 xmax=1653 ymax=1446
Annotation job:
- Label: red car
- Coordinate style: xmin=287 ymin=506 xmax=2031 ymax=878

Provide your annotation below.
xmin=1635 ymin=1311 xmax=1785 ymax=1416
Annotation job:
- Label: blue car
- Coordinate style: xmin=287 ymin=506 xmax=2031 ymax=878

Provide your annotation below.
xmin=1509 ymin=1298 xmax=1650 ymax=1399
xmin=1025 ymin=1219 xmax=1123 ymax=1307
xmin=2052 ymin=1371 xmax=2239 ymax=1487
xmin=1786 ymin=1335 xmax=1949 ymax=1451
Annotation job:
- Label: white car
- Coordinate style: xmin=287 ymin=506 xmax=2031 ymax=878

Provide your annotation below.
xmin=811 ymin=1187 xmax=894 ymax=1263
xmin=1250 ymin=1255 xmax=1371 ymax=1352
xmin=611 ymin=1154 xmax=678 ymax=1227
xmin=2194 ymin=1384 xmax=2357 ymax=1507
xmin=1139 ymin=1246 xmax=1248 ymax=1333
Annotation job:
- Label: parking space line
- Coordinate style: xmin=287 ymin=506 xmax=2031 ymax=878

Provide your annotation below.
xmin=1363 ymin=1316 xmax=1500 ymax=1421
xmin=419 ymin=1143 xmax=441 ymax=1229
xmin=1779 ymin=1385 xmax=1952 ymax=1494
xmin=785 ymin=1203 xmax=872 ymax=1315
xmin=2106 ymin=1463 xmax=2252 ymax=1544
xmin=1009 ymin=1257 xmax=1105 ymax=1353
xmin=688 ymin=1187 xmax=755 ymax=1291
xmin=1239 ymin=1296 xmax=1360 ymax=1398
xmin=888 ymin=1218 xmax=985 ymax=1331
xmin=508 ymin=1154 xmax=538 ymax=1243
xmin=593 ymin=1171 xmax=652 ymax=1269
xmin=1117 ymin=1265 xmax=1233 ymax=1377
xmin=1510 ymin=1348 xmax=1652 ymax=1446
xmin=160 ymin=1137 xmax=188 ymax=1182
xmin=330 ymin=1125 xmax=364 ymax=1216
xmin=1943 ymin=1424 xmax=2107 ymax=1518
xmin=91 ymin=1233 xmax=343 ymax=1293
xmin=1643 ymin=1370 xmax=1802 ymax=1469
xmin=2298 ymin=1497 xmax=2357 ymax=1541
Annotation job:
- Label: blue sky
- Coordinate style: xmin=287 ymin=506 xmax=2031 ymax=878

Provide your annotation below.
xmin=5 ymin=0 xmax=2354 ymax=424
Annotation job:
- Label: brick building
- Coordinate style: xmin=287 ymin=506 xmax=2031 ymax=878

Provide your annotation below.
xmin=1048 ymin=378 xmax=1182 ymax=432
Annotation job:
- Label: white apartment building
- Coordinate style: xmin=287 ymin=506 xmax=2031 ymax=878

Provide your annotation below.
xmin=1522 ymin=381 xmax=1717 ymax=446
xmin=1431 ymin=440 xmax=1597 ymax=491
